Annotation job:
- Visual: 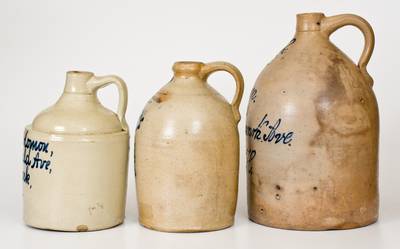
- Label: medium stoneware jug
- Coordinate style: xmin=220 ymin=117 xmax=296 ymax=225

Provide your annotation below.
xmin=135 ymin=61 xmax=244 ymax=232
xmin=23 ymin=71 xmax=129 ymax=232
xmin=246 ymin=13 xmax=378 ymax=230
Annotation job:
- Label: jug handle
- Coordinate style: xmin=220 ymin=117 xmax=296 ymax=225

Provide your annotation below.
xmin=199 ymin=62 xmax=244 ymax=124
xmin=321 ymin=14 xmax=375 ymax=86
xmin=87 ymin=75 xmax=129 ymax=131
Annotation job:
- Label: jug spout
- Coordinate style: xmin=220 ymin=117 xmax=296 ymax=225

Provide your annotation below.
xmin=64 ymin=71 xmax=94 ymax=93
xmin=296 ymin=12 xmax=325 ymax=32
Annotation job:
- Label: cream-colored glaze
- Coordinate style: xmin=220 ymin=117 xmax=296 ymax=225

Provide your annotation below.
xmin=246 ymin=13 xmax=379 ymax=230
xmin=23 ymin=71 xmax=129 ymax=232
xmin=135 ymin=61 xmax=244 ymax=232
xmin=32 ymin=71 xmax=128 ymax=134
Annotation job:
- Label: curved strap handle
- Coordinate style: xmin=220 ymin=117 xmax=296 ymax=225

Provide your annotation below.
xmin=321 ymin=14 xmax=375 ymax=86
xmin=87 ymin=75 xmax=129 ymax=131
xmin=199 ymin=61 xmax=244 ymax=124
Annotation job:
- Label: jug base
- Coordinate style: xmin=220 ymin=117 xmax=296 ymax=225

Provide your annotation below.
xmin=25 ymin=220 xmax=124 ymax=232
xmin=249 ymin=216 xmax=378 ymax=231
xmin=139 ymin=221 xmax=234 ymax=233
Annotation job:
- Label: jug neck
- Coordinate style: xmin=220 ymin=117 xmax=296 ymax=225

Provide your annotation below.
xmin=63 ymin=71 xmax=94 ymax=94
xmin=296 ymin=12 xmax=325 ymax=32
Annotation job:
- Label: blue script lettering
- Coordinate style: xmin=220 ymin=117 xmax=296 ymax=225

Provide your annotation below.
xmin=23 ymin=131 xmax=53 ymax=186
xmin=246 ymin=114 xmax=294 ymax=145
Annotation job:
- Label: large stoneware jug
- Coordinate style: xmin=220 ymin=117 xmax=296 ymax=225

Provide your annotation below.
xmin=23 ymin=71 xmax=129 ymax=231
xmin=246 ymin=13 xmax=378 ymax=230
xmin=135 ymin=61 xmax=244 ymax=232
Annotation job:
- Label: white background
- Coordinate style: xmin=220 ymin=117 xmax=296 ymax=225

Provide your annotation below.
xmin=1 ymin=0 xmax=399 ymax=248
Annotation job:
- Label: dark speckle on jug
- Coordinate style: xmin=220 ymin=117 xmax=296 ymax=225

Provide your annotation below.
xmin=280 ymin=38 xmax=297 ymax=55
xmin=136 ymin=111 xmax=145 ymax=130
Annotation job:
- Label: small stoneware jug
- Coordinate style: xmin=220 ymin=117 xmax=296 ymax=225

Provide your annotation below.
xmin=246 ymin=13 xmax=378 ymax=230
xmin=23 ymin=71 xmax=129 ymax=232
xmin=135 ymin=61 xmax=244 ymax=232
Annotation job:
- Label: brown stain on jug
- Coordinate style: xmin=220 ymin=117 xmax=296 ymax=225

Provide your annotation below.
xmin=311 ymin=57 xmax=371 ymax=154
xmin=309 ymin=54 xmax=346 ymax=145
xmin=76 ymin=224 xmax=88 ymax=232
xmin=153 ymin=91 xmax=169 ymax=103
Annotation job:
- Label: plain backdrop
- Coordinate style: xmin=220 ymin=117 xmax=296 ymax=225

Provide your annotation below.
xmin=1 ymin=0 xmax=399 ymax=248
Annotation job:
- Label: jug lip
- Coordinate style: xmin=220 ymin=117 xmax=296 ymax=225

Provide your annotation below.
xmin=296 ymin=12 xmax=326 ymax=32
xmin=66 ymin=70 xmax=94 ymax=75
xmin=173 ymin=61 xmax=204 ymax=76
xmin=296 ymin=12 xmax=325 ymax=18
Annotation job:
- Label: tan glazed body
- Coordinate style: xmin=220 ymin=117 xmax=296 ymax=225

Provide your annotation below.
xmin=23 ymin=71 xmax=129 ymax=231
xmin=135 ymin=61 xmax=244 ymax=232
xmin=246 ymin=13 xmax=379 ymax=230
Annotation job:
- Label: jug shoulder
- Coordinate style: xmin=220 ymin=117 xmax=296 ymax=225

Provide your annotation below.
xmin=31 ymin=100 xmax=123 ymax=135
xmin=257 ymin=39 xmax=371 ymax=93
xmin=135 ymin=88 xmax=237 ymax=141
